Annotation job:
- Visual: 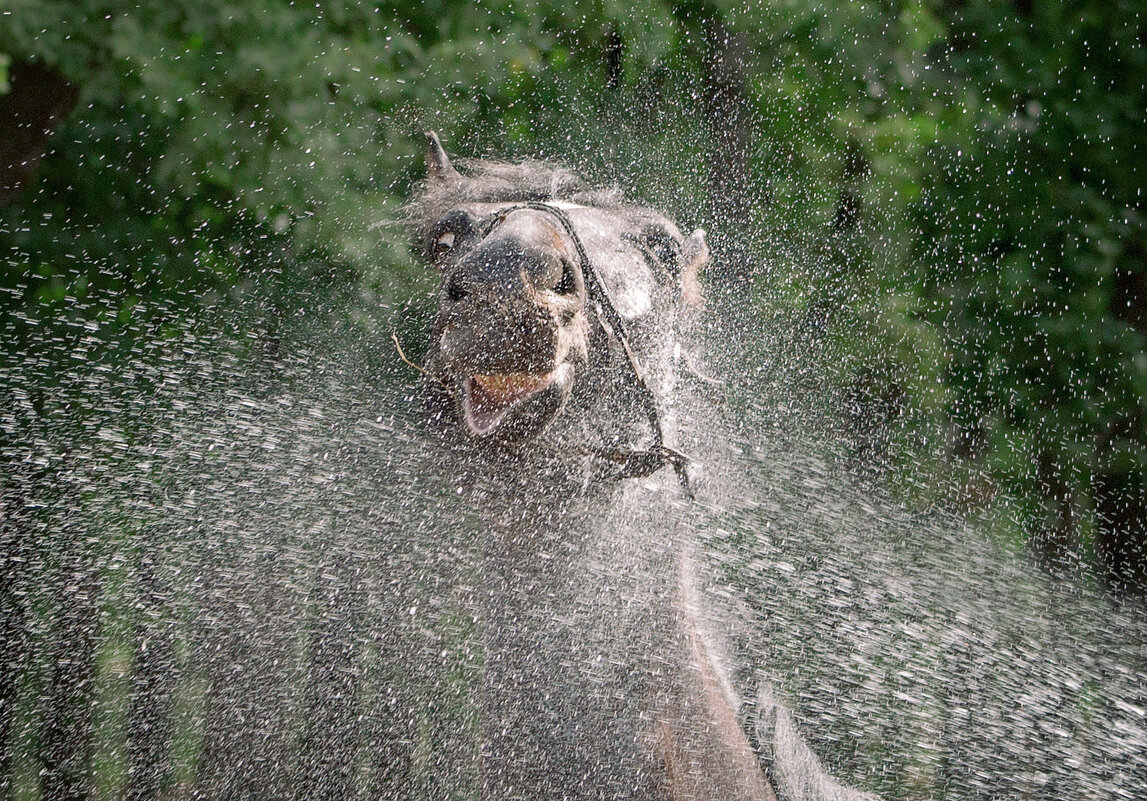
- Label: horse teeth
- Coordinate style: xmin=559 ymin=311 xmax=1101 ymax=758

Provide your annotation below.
xmin=473 ymin=372 xmax=551 ymax=399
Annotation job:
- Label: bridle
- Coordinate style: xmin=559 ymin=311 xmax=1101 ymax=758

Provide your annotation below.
xmin=479 ymin=202 xmax=693 ymax=496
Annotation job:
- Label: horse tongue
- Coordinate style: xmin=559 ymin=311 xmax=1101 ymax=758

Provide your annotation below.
xmin=462 ymin=373 xmax=552 ymax=436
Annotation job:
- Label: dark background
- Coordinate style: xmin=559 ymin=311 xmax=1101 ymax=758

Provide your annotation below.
xmin=1 ymin=3 xmax=1145 ymax=797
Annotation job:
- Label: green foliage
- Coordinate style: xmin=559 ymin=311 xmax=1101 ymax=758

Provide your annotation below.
xmin=813 ymin=0 xmax=1146 ymax=572
xmin=1 ymin=0 xmax=1144 ymax=570
xmin=3 ymin=3 xmax=1146 ymax=799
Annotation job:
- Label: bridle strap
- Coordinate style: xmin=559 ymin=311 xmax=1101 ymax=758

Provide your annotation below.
xmin=485 ymin=202 xmax=692 ymax=495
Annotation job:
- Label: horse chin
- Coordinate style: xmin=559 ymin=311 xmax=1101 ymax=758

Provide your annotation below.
xmin=459 ymin=362 xmax=574 ymax=442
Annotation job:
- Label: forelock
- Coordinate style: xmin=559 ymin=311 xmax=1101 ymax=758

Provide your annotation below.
xmin=405 ymin=158 xmax=623 ymax=241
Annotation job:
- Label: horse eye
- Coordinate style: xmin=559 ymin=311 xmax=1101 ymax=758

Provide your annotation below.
xmin=434 ymin=231 xmax=456 ymax=257
xmin=645 ymin=233 xmax=678 ymax=269
xmin=554 ymin=259 xmax=578 ymax=295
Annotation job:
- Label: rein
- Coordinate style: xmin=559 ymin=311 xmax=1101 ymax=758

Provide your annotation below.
xmin=484 ymin=202 xmax=693 ymax=496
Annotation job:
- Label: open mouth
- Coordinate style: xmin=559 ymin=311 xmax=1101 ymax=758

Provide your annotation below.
xmin=461 ymin=370 xmax=559 ymax=436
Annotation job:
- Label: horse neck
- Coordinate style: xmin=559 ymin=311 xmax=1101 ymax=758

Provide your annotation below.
xmin=475 ymin=483 xmax=674 ymax=798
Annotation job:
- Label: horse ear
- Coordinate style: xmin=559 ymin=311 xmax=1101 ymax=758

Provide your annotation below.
xmin=425 ymin=131 xmax=461 ymax=184
xmin=679 ymin=229 xmax=709 ymax=307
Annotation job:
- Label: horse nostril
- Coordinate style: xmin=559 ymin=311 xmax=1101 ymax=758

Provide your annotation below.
xmin=447 ymin=274 xmax=469 ymax=302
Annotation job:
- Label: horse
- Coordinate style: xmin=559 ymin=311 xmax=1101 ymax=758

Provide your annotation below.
xmin=410 ymin=132 xmax=878 ymax=801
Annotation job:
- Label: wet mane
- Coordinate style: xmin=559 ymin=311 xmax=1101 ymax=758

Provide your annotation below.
xmin=407 ymin=158 xmax=623 ymax=241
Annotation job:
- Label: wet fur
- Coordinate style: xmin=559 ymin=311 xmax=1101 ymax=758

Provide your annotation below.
xmin=407 ymin=157 xmax=623 ymax=250
xmin=411 ymin=134 xmax=877 ymax=801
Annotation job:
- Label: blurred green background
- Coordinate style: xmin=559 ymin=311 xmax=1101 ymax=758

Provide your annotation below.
xmin=4 ymin=0 xmax=1143 ymax=585
xmin=2 ymin=2 xmax=1147 ymax=799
